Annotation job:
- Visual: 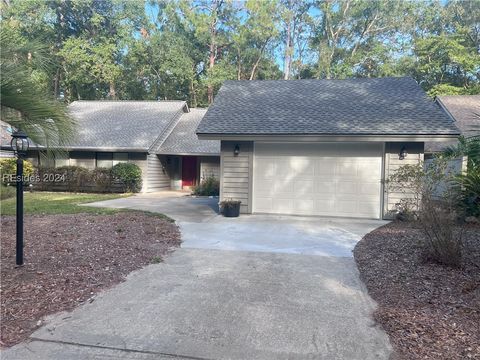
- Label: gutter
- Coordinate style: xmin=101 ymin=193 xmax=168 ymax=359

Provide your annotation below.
xmin=196 ymin=133 xmax=460 ymax=142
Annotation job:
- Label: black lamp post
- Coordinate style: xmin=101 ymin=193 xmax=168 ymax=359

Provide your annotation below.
xmin=10 ymin=130 xmax=29 ymax=266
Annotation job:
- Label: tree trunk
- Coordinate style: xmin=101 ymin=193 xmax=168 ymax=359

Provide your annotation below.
xmin=284 ymin=20 xmax=291 ymax=80
xmin=108 ymin=82 xmax=116 ymax=99
xmin=207 ymin=40 xmax=215 ymax=104
xmin=189 ymin=78 xmax=197 ymax=108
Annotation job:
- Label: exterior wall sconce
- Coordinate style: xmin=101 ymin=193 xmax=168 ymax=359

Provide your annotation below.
xmin=399 ymin=146 xmax=408 ymax=160
xmin=234 ymin=144 xmax=240 ymax=156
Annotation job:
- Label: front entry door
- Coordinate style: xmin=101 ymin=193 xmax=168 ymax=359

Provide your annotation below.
xmin=182 ymin=156 xmax=197 ymax=188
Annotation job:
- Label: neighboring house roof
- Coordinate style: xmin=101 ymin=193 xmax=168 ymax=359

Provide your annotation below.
xmin=157 ymin=108 xmax=220 ymax=155
xmin=197 ymin=77 xmax=460 ymax=137
xmin=66 ymin=101 xmax=189 ymax=151
xmin=0 ymin=120 xmax=14 ymax=148
xmin=426 ymin=95 xmax=480 ymax=153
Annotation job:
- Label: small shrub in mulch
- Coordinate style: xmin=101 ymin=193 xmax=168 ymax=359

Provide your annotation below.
xmin=354 ymin=221 xmax=480 ymax=360
xmin=0 ymin=212 xmax=181 ymax=348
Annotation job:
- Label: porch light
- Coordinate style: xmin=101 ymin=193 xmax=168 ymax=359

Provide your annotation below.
xmin=234 ymin=144 xmax=240 ymax=156
xmin=10 ymin=130 xmax=29 ymax=157
xmin=399 ymin=146 xmax=407 ymax=160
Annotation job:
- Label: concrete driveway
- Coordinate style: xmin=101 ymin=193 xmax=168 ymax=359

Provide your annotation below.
xmin=2 ymin=192 xmax=392 ymax=359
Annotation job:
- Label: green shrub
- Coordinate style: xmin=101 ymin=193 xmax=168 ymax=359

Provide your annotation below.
xmin=0 ymin=184 xmax=16 ymax=200
xmin=453 ymin=165 xmax=480 ymax=217
xmin=193 ymin=176 xmax=219 ymax=196
xmin=35 ymin=166 xmax=119 ymax=193
xmin=91 ymin=168 xmax=113 ymax=192
xmin=111 ymin=163 xmax=142 ymax=193
xmin=0 ymin=158 xmax=34 ymax=185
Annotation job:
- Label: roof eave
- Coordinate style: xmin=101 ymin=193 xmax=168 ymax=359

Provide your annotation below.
xmin=196 ymin=133 xmax=460 ymax=142
xmin=155 ymin=151 xmax=221 ymax=156
xmin=26 ymin=145 xmax=149 ymax=152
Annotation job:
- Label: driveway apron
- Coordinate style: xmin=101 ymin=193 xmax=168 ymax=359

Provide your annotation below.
xmin=2 ymin=192 xmax=392 ymax=360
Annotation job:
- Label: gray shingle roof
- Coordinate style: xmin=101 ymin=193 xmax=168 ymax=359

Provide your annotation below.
xmin=67 ymin=101 xmax=188 ymax=150
xmin=157 ymin=109 xmax=220 ymax=155
xmin=426 ymin=95 xmax=480 ymax=152
xmin=197 ymin=77 xmax=460 ymax=136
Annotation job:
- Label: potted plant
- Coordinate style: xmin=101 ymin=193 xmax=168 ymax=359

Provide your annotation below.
xmin=220 ymin=199 xmax=241 ymax=217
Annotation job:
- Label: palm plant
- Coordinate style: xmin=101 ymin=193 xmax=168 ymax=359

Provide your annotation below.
xmin=440 ymin=117 xmax=480 ymax=216
xmin=441 ymin=135 xmax=480 ymax=171
xmin=0 ymin=29 xmax=75 ymax=149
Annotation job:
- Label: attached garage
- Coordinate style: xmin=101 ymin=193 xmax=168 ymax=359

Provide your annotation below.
xmin=253 ymin=142 xmax=383 ymax=218
xmin=197 ymin=78 xmax=460 ymax=219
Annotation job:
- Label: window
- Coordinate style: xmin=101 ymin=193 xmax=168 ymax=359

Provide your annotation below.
xmin=113 ymin=153 xmax=128 ymax=166
xmin=55 ymin=154 xmax=70 ymax=167
xmin=96 ymin=152 xmax=129 ymax=168
xmin=96 ymin=152 xmax=113 ymax=168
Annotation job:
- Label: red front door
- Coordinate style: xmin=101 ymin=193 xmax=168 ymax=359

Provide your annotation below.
xmin=182 ymin=156 xmax=197 ymax=188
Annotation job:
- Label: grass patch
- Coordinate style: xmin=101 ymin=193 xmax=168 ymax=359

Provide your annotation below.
xmin=0 ymin=185 xmax=16 ymax=201
xmin=0 ymin=192 xmax=130 ymax=216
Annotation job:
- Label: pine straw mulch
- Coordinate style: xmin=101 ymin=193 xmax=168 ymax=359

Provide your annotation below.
xmin=354 ymin=221 xmax=480 ymax=360
xmin=0 ymin=212 xmax=181 ymax=348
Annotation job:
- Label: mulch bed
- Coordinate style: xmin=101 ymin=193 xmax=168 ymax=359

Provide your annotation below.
xmin=0 ymin=213 xmax=181 ymax=348
xmin=354 ymin=221 xmax=480 ymax=360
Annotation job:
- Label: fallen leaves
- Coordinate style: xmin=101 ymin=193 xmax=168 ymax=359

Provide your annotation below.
xmin=0 ymin=212 xmax=181 ymax=348
xmin=354 ymin=222 xmax=480 ymax=360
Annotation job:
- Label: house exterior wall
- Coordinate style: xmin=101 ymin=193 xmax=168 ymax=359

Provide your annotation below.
xmin=199 ymin=156 xmax=220 ymax=180
xmin=0 ymin=150 xmax=14 ymax=158
xmin=69 ymin=151 xmax=96 ymax=169
xmin=383 ymin=142 xmax=424 ymax=218
xmin=220 ymin=141 xmax=253 ymax=214
xmin=146 ymin=154 xmax=170 ymax=192
xmin=217 ymin=140 xmax=427 ymax=218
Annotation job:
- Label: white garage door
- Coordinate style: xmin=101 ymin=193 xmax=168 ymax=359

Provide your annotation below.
xmin=253 ymin=142 xmax=383 ymax=219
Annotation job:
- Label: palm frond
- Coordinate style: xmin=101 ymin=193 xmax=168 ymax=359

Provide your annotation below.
xmin=0 ymin=29 xmax=75 ymax=150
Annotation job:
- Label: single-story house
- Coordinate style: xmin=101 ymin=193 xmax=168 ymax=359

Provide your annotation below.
xmin=2 ymin=101 xmax=220 ymax=193
xmin=196 ymin=77 xmax=460 ymax=219
xmin=425 ymin=95 xmax=480 ymax=155
xmin=0 ymin=120 xmax=15 ymax=158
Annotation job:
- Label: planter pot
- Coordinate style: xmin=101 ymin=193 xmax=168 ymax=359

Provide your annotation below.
xmin=223 ymin=202 xmax=241 ymax=217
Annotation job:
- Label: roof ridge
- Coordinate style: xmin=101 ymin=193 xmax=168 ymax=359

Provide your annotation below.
xmin=223 ymin=76 xmax=415 ymax=83
xmin=148 ymin=106 xmax=187 ymax=153
xmin=70 ymin=100 xmax=187 ymax=103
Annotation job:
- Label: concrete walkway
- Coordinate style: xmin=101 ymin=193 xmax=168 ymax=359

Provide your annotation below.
xmin=2 ymin=192 xmax=392 ymax=359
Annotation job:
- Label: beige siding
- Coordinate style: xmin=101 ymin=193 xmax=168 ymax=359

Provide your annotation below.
xmin=128 ymin=153 xmax=148 ymax=192
xmin=383 ymin=142 xmax=424 ymax=218
xmin=220 ymin=141 xmax=253 ymax=214
xmin=146 ymin=154 xmax=170 ymax=192
xmin=199 ymin=156 xmax=220 ymax=180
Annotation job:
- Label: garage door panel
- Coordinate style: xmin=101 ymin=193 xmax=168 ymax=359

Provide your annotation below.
xmin=294 ymin=179 xmax=314 ymax=194
xmin=359 ymin=182 xmax=381 ymax=195
xmin=314 ymin=199 xmax=336 ymax=212
xmin=315 ymin=181 xmax=336 ymax=194
xmin=255 ymin=197 xmax=273 ymax=212
xmin=336 ymin=162 xmax=358 ymax=177
xmin=336 ymin=199 xmax=358 ymax=213
xmin=253 ymin=142 xmax=382 ymax=219
xmin=255 ymin=179 xmax=275 ymax=193
xmin=336 ymin=181 xmax=357 ymax=194
xmin=294 ymin=199 xmax=314 ymax=213
xmin=274 ymin=180 xmax=295 ymax=193
xmin=255 ymin=158 xmax=275 ymax=177
xmin=314 ymin=160 xmax=336 ymax=176
xmin=273 ymin=198 xmax=294 ymax=213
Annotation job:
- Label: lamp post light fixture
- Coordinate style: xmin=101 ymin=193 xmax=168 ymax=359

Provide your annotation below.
xmin=399 ymin=146 xmax=408 ymax=160
xmin=10 ymin=130 xmax=29 ymax=266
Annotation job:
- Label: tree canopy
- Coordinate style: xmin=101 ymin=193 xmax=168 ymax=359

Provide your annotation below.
xmin=1 ymin=0 xmax=479 ymax=107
